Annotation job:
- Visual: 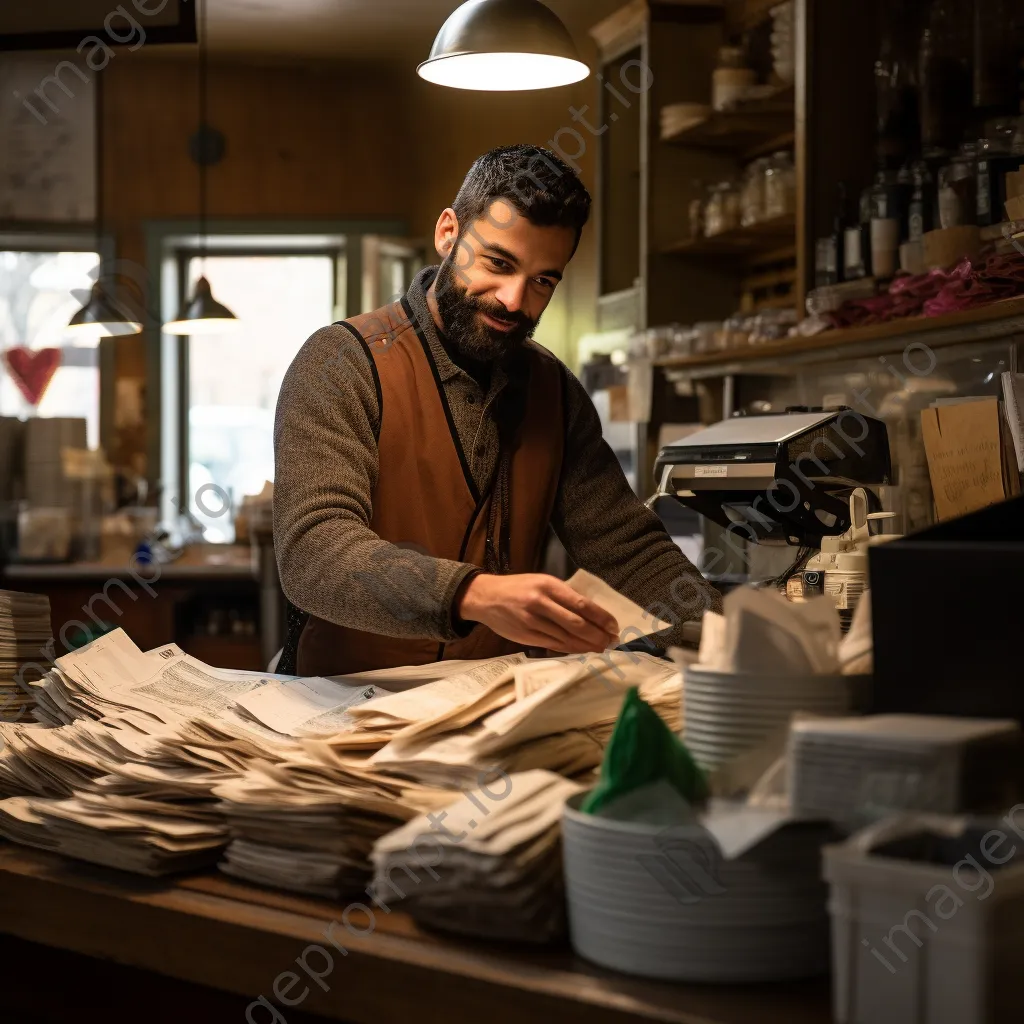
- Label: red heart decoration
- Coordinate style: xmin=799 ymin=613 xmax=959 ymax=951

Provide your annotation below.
xmin=3 ymin=347 xmax=63 ymax=406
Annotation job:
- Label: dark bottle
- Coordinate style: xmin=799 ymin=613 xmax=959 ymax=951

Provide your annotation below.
xmin=974 ymin=0 xmax=1024 ymax=122
xmin=870 ymin=169 xmax=908 ymax=280
xmin=845 ymin=187 xmax=874 ymax=281
xmin=920 ymin=0 xmax=975 ymax=157
xmin=815 ymin=184 xmax=848 ymax=288
xmin=908 ymin=160 xmax=937 ymax=240
xmin=875 ymin=0 xmax=923 ymax=169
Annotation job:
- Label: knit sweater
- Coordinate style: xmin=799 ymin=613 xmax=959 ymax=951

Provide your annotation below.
xmin=273 ymin=267 xmax=721 ymax=650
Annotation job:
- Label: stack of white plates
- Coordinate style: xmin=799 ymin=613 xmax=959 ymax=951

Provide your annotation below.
xmin=683 ymin=667 xmax=855 ymax=772
xmin=562 ymin=795 xmax=832 ymax=982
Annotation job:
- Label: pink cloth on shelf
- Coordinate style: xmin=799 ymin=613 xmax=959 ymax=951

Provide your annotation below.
xmin=825 ymin=251 xmax=1024 ymax=329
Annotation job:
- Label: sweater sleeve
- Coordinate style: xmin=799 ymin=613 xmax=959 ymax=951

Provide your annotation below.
xmin=273 ymin=324 xmax=479 ymax=642
xmin=550 ymin=366 xmax=723 ymax=650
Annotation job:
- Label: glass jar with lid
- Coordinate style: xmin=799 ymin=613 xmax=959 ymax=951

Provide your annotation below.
xmin=704 ymin=181 xmax=741 ymax=237
xmin=763 ymin=151 xmax=796 ymax=220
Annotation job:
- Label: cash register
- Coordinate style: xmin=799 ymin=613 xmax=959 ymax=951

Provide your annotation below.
xmin=650 ymin=410 xmax=892 ymax=546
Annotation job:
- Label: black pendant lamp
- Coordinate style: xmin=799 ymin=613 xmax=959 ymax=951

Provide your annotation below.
xmin=164 ymin=0 xmax=237 ymax=336
xmin=419 ymin=0 xmax=590 ymax=92
xmin=66 ymin=61 xmax=143 ymax=344
xmin=67 ymin=283 xmax=143 ymax=343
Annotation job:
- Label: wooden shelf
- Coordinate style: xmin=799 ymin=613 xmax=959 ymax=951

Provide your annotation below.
xmin=654 ymin=296 xmax=1024 ymax=374
xmin=663 ymin=213 xmax=796 ymax=257
xmin=661 ymin=87 xmax=795 ymax=157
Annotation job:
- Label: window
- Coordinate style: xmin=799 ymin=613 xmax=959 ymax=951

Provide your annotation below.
xmin=159 ymin=228 xmax=421 ymax=543
xmin=0 ymin=249 xmax=101 ymax=448
xmin=180 ymin=253 xmax=338 ymax=541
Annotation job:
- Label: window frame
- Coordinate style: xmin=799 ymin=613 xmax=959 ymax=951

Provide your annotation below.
xmin=174 ymin=243 xmax=344 ymax=529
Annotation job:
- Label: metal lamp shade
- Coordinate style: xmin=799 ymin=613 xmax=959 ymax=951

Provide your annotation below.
xmin=419 ymin=0 xmax=590 ymax=91
xmin=66 ymin=283 xmax=143 ymax=345
xmin=163 ymin=275 xmax=239 ymax=336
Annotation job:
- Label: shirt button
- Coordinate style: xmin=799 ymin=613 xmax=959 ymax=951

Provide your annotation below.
xmin=476 ymin=444 xmax=486 ymax=457
xmin=467 ymin=395 xmax=477 ymax=406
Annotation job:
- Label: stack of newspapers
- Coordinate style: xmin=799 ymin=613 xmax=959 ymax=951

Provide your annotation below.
xmin=0 ymin=585 xmax=682 ymax=900
xmin=371 ymin=769 xmax=582 ymax=942
xmin=0 ymin=589 xmax=51 ymax=722
xmin=213 ymin=651 xmax=680 ymax=897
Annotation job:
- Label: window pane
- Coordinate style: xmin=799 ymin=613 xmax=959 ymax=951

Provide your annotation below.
xmin=185 ymin=254 xmax=334 ymax=540
xmin=0 ymin=250 xmax=101 ymax=448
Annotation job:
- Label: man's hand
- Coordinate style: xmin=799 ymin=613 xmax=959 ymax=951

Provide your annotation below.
xmin=457 ymin=573 xmax=620 ymax=655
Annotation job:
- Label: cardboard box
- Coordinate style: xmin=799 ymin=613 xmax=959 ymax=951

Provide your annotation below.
xmin=920 ymin=398 xmax=1020 ymax=522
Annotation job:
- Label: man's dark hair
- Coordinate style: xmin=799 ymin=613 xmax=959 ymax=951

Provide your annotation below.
xmin=452 ymin=144 xmax=592 ymax=256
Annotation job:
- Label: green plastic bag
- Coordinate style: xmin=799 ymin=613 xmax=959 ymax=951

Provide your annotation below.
xmin=580 ymin=686 xmax=708 ymax=816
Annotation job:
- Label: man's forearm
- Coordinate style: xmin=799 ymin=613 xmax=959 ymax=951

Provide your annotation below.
xmin=552 ymin=368 xmax=722 ymax=649
xmin=275 ymin=511 xmax=479 ymax=642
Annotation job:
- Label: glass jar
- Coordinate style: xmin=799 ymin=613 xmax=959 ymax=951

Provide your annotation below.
xmin=938 ymin=142 xmax=978 ymax=227
xmin=977 ymin=119 xmax=1024 ymax=226
xmin=713 ymin=46 xmax=756 ymax=112
xmin=692 ymin=322 xmax=723 ymax=354
xmin=740 ymin=158 xmax=770 ymax=227
xmin=763 ymin=151 xmax=796 ymax=220
xmin=704 ymin=181 xmax=741 ymax=237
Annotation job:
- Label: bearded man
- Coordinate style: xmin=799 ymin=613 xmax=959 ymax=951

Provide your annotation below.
xmin=274 ymin=145 xmax=721 ymax=677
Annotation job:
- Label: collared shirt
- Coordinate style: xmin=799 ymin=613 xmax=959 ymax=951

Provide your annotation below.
xmin=274 ymin=266 xmax=721 ymax=649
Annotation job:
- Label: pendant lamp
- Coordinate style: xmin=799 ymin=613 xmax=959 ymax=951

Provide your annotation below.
xmin=164 ymin=0 xmax=237 ymax=336
xmin=419 ymin=0 xmax=590 ymax=92
xmin=66 ymin=65 xmax=143 ymax=343
xmin=66 ymin=283 xmax=143 ymax=345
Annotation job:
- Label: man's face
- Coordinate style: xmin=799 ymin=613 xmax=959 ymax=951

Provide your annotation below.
xmin=433 ymin=199 xmax=575 ymax=361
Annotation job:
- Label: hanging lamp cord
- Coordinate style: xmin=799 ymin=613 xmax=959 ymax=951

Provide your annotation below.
xmin=198 ymin=0 xmax=208 ymax=265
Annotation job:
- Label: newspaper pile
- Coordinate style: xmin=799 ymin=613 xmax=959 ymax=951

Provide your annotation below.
xmin=354 ymin=651 xmax=683 ymax=787
xmin=0 ymin=792 xmax=227 ymax=875
xmin=0 ymin=589 xmax=51 ymax=722
xmin=0 ymin=629 xmax=393 ymax=876
xmin=216 ymin=761 xmax=451 ymax=898
xmin=0 ymin=610 xmax=684 ymax=902
xmin=371 ymin=770 xmax=582 ymax=942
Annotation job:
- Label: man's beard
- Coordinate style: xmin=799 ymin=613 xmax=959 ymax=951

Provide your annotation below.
xmin=434 ymin=256 xmax=540 ymax=362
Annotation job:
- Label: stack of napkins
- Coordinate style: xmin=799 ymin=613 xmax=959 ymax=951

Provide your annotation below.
xmin=0 ymin=590 xmax=52 ymax=722
xmin=371 ymin=770 xmax=582 ymax=943
xmin=696 ymin=587 xmax=841 ymax=675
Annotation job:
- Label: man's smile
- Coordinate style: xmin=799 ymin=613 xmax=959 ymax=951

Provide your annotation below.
xmin=479 ymin=311 xmax=517 ymax=333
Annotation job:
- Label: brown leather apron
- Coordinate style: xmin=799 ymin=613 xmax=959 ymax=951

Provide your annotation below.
xmin=296 ymin=296 xmax=565 ymax=676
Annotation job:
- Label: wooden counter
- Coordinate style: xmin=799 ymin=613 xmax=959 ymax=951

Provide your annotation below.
xmin=2 ymin=545 xmax=264 ymax=669
xmin=0 ymin=845 xmax=833 ymax=1024
xmin=3 ymin=543 xmax=258 ymax=582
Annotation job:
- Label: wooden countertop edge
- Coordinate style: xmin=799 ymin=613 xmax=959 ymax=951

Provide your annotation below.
xmin=0 ymin=845 xmax=829 ymax=1024
xmin=654 ymin=295 xmax=1024 ymax=372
